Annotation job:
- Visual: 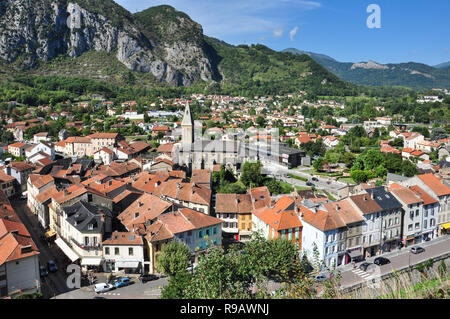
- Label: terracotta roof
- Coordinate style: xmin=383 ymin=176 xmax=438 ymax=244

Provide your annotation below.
xmin=254 ymin=196 xmax=302 ymax=231
xmin=322 ymin=199 xmax=364 ymax=225
xmin=248 ymin=186 xmax=271 ymax=210
xmin=10 ymin=162 xmax=34 ymax=172
xmin=410 ymin=185 xmax=438 ymax=206
xmin=8 ymin=142 xmax=27 ymax=148
xmin=349 ymin=194 xmax=383 ymax=215
xmin=87 ymin=133 xmax=118 ymax=139
xmin=118 ymin=193 xmax=172 ymax=229
xmin=152 ymin=180 xmax=211 ymax=206
xmin=156 ymin=143 xmax=174 ymax=154
xmin=0 ymin=170 xmax=15 ymax=183
xmin=417 ymin=173 xmax=450 ymax=197
xmin=28 ymin=174 xmax=54 ymax=189
xmin=102 ymin=231 xmax=143 ymax=246
xmin=0 ymin=228 xmax=39 ymax=265
xmin=299 ymin=205 xmax=345 ymax=232
xmin=390 ymin=185 xmax=423 ymax=205
xmin=191 ymin=169 xmax=211 ymax=185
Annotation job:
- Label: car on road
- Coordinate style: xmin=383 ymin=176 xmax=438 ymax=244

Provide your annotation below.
xmin=374 ymin=257 xmax=390 ymax=266
xmin=312 ymin=177 xmax=319 ymax=182
xmin=315 ymin=273 xmax=333 ymax=282
xmin=47 ymin=260 xmax=58 ymax=272
xmin=114 ymin=277 xmax=131 ymax=288
xmin=94 ymin=283 xmax=114 ymax=294
xmin=306 ymin=182 xmax=314 ymax=186
xmin=410 ymin=246 xmax=425 ymax=254
xmin=139 ymin=274 xmax=159 ymax=283
xmin=39 ymin=265 xmax=48 ymax=277
xmin=359 ymin=262 xmax=372 ymax=271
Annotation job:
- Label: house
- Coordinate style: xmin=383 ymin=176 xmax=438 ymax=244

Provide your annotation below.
xmin=191 ymin=169 xmax=211 ymax=190
xmin=0 ymin=171 xmax=17 ymax=198
xmin=93 ymin=147 xmax=115 ymax=165
xmin=4 ymin=162 xmax=35 ymax=192
xmin=323 ymin=136 xmax=339 ymax=148
xmin=102 ymin=232 xmax=144 ymax=274
xmin=299 ymin=203 xmax=346 ymax=268
xmin=152 ymin=180 xmax=212 ymax=215
xmin=156 ymin=143 xmax=174 ymax=157
xmin=215 ymin=193 xmax=253 ymax=242
xmin=365 ymin=187 xmax=403 ymax=252
xmin=118 ymin=193 xmax=173 ymax=231
xmin=33 ymin=132 xmax=51 ymax=144
xmin=35 ymin=185 xmax=59 ymax=229
xmin=410 ymin=185 xmax=439 ymax=241
xmin=144 ymin=208 xmax=223 ymax=273
xmin=54 ymin=140 xmax=66 ymax=153
xmin=25 ymin=142 xmax=55 ymax=161
xmin=59 ymin=201 xmax=113 ymax=269
xmin=0 ymin=218 xmax=40 ymax=297
xmin=348 ymin=193 xmax=384 ymax=258
xmin=403 ymin=173 xmax=450 ymax=236
xmin=389 ymin=184 xmax=424 ymax=247
xmin=252 ymin=196 xmax=303 ymax=250
xmin=149 ymin=158 xmax=176 ymax=173
xmin=115 ymin=141 xmax=151 ymax=160
xmin=7 ymin=142 xmax=28 ymax=158
xmin=321 ymin=198 xmax=365 ymax=265
xmin=65 ymin=137 xmax=93 ymax=157
xmin=26 ymin=174 xmax=55 ymax=216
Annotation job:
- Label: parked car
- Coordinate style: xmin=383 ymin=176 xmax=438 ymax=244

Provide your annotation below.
xmin=139 ymin=274 xmax=158 ymax=283
xmin=94 ymin=283 xmax=114 ymax=294
xmin=47 ymin=260 xmax=58 ymax=272
xmin=114 ymin=277 xmax=131 ymax=288
xmin=306 ymin=182 xmax=314 ymax=186
xmin=314 ymin=273 xmax=332 ymax=282
xmin=39 ymin=265 xmax=48 ymax=277
xmin=410 ymin=246 xmax=425 ymax=254
xmin=359 ymin=262 xmax=372 ymax=271
xmin=312 ymin=177 xmax=319 ymax=181
xmin=374 ymin=257 xmax=390 ymax=266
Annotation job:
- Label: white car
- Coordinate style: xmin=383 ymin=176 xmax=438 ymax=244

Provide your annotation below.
xmin=94 ymin=283 xmax=114 ymax=294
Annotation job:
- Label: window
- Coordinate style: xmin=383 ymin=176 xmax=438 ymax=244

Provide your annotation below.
xmin=415 ymin=210 xmax=419 ymax=217
xmin=213 ymin=227 xmax=217 ymax=235
xmin=423 ymin=220 xmax=427 ymax=229
xmin=115 ymin=248 xmax=119 ymax=255
xmin=105 ymin=247 xmax=110 ymax=255
xmin=129 ymin=248 xmax=134 ymax=256
xmin=355 ymin=237 xmax=360 ymax=245
xmin=415 ymin=223 xmax=420 ymax=229
xmin=395 ymin=217 xmax=399 ymax=225
xmin=408 ymin=224 xmax=413 ymax=231
xmin=348 ymin=238 xmax=353 ymax=247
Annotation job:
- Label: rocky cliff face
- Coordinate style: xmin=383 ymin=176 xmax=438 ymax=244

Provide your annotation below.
xmin=0 ymin=0 xmax=220 ymax=86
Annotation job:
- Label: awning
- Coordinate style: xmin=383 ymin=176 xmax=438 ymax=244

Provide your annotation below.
xmin=55 ymin=238 xmax=79 ymax=262
xmin=45 ymin=230 xmax=56 ymax=238
xmin=348 ymin=250 xmax=363 ymax=259
xmin=81 ymin=258 xmax=103 ymax=266
xmin=115 ymin=261 xmax=140 ymax=268
xmin=441 ymin=223 xmax=450 ymax=230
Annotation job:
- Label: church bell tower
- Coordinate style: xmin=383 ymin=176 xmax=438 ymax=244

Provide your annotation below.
xmin=181 ymin=102 xmax=194 ymax=144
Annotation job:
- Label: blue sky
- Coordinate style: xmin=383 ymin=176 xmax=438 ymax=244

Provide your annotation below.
xmin=114 ymin=0 xmax=450 ymax=66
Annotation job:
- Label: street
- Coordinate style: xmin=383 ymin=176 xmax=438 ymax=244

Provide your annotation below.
xmin=338 ymin=235 xmax=450 ymax=289
xmin=11 ymin=198 xmax=75 ymax=298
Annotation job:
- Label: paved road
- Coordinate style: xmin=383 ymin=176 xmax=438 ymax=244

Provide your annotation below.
xmin=338 ymin=235 xmax=450 ymax=289
xmin=11 ymin=198 xmax=75 ymax=298
xmin=55 ymin=276 xmax=168 ymax=299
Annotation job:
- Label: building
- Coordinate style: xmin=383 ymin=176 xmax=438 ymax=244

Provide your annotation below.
xmin=0 ymin=216 xmax=40 ymax=297
xmin=389 ymin=184 xmax=424 ymax=247
xmin=0 ymin=171 xmax=17 ymax=198
xmin=93 ymin=147 xmax=115 ymax=165
xmin=7 ymin=142 xmax=28 ymax=158
xmin=65 ymin=137 xmax=93 ymax=157
xmin=365 ymin=187 xmax=403 ymax=252
xmin=102 ymin=232 xmax=144 ymax=274
xmin=26 ymin=174 xmax=55 ymax=216
xmin=410 ymin=185 xmax=439 ymax=241
xmin=4 ymin=162 xmax=34 ymax=192
xmin=252 ymin=196 xmax=303 ymax=249
xmin=404 ymin=173 xmax=450 ymax=236
xmin=348 ymin=194 xmax=383 ymax=258
xmin=59 ymin=201 xmax=113 ymax=269
xmin=144 ymin=208 xmax=223 ymax=273
xmin=88 ymin=133 xmax=120 ymax=153
xmin=215 ymin=193 xmax=253 ymax=241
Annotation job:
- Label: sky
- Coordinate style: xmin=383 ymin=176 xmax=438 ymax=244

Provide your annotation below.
xmin=114 ymin=0 xmax=450 ymax=66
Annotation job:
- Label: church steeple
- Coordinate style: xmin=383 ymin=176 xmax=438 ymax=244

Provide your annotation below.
xmin=181 ymin=102 xmax=194 ymax=144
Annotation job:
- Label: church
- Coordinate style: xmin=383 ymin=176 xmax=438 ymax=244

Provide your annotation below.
xmin=175 ymin=103 xmax=242 ymax=173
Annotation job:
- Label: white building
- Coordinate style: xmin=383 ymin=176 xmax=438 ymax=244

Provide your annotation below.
xmin=102 ymin=232 xmax=144 ymax=274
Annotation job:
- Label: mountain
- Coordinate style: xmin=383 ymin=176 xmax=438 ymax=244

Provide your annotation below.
xmin=0 ymin=0 xmax=351 ymax=95
xmin=434 ymin=62 xmax=450 ymax=69
xmin=283 ymin=49 xmax=450 ymax=89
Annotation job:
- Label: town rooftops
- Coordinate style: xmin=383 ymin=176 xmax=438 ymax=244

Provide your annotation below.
xmin=215 ymin=193 xmax=252 ymax=214
xmin=10 ymin=162 xmax=34 ymax=172
xmin=365 ymin=187 xmax=403 ymax=211
xmin=299 ymin=204 xmax=345 ymax=232
xmin=8 ymin=142 xmax=27 ymax=148
xmin=389 ymin=184 xmax=423 ymax=205
xmin=322 ymin=199 xmax=364 ymax=225
xmin=410 ymin=185 xmax=439 ymax=206
xmin=87 ymin=133 xmax=118 ymax=139
xmin=28 ymin=174 xmax=54 ymax=189
xmin=417 ymin=173 xmax=450 ymax=197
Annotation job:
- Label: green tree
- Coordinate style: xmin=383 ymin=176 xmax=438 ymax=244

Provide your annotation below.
xmin=156 ymin=241 xmax=191 ymax=277
xmin=401 ymin=160 xmax=418 ymax=177
xmin=241 ymin=161 xmax=264 ymax=187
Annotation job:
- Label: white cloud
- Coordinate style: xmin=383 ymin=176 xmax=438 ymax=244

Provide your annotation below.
xmin=273 ymin=28 xmax=283 ymax=38
xmin=289 ymin=26 xmax=299 ymax=41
